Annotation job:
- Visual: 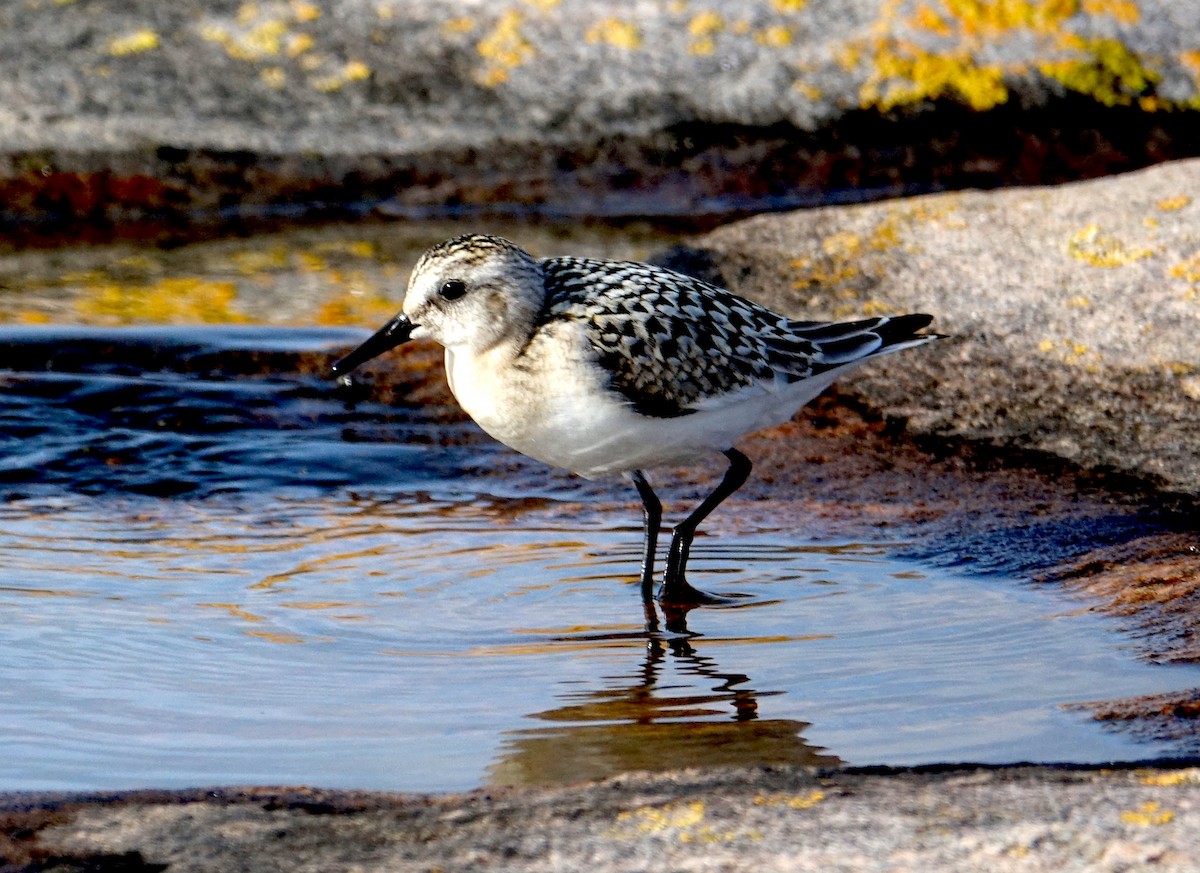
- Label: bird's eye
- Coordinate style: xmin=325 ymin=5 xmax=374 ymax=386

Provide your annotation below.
xmin=439 ymin=279 xmax=467 ymax=301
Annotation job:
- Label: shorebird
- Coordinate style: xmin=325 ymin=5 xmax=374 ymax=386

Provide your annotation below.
xmin=331 ymin=233 xmax=937 ymax=605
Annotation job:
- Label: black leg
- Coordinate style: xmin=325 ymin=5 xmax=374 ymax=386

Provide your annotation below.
xmin=660 ymin=448 xmax=752 ymax=603
xmin=630 ymin=470 xmax=662 ymax=603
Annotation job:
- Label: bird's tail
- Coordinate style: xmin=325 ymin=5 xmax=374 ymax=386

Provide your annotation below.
xmin=790 ymin=313 xmax=942 ymax=369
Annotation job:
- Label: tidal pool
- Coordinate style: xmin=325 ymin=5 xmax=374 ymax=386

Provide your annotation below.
xmin=0 ymin=223 xmax=1196 ymax=793
xmin=0 ymin=489 xmax=1194 ymax=793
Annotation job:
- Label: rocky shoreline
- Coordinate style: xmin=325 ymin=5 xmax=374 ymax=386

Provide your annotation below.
xmin=2 ymin=0 xmax=1199 ymax=869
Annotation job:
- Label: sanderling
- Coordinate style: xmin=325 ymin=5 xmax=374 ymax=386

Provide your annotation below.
xmin=332 ymin=233 xmax=938 ymax=605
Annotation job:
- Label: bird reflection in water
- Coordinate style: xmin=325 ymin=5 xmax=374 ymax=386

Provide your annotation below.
xmin=486 ymin=602 xmax=840 ymax=787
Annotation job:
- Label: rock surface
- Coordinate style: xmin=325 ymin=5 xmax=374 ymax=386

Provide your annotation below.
xmin=2 ymin=0 xmax=1200 ymax=226
xmin=661 ymin=157 xmax=1200 ymax=502
xmin=6 ymin=765 xmax=1200 ymax=872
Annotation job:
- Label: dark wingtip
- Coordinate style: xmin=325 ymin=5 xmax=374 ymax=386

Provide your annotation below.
xmin=877 ymin=313 xmax=942 ymax=345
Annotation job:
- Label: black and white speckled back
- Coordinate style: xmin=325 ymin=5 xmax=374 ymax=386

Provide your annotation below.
xmin=537 ymin=256 xmax=931 ymax=418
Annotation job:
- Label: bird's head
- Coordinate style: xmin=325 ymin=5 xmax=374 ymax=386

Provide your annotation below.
xmin=331 ymin=234 xmax=545 ymax=377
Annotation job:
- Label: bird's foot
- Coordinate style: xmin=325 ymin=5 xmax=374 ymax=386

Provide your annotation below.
xmin=656 ymin=575 xmax=744 ymax=607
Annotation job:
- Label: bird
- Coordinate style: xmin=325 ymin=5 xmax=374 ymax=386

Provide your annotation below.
xmin=331 ymin=233 xmax=939 ymax=605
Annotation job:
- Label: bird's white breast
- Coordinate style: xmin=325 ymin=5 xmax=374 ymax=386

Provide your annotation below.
xmin=442 ymin=325 xmax=843 ymax=479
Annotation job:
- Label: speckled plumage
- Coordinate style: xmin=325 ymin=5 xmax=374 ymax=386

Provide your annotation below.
xmin=538 ymin=255 xmax=930 ymax=418
xmin=332 ymin=233 xmax=940 ymax=605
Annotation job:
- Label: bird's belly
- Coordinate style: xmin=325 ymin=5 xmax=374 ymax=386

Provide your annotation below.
xmin=447 ymin=347 xmax=821 ymax=478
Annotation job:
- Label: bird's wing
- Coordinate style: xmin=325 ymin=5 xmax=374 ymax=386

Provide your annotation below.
xmin=539 ymin=257 xmax=934 ymax=418
xmin=537 ymin=258 xmax=792 ymax=417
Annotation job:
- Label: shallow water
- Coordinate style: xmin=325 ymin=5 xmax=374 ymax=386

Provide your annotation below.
xmin=1 ymin=222 xmax=1197 ymax=793
xmin=1 ymin=491 xmax=1194 ymax=793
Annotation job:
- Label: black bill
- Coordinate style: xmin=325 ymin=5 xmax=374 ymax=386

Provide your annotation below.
xmin=330 ymin=312 xmax=416 ymax=377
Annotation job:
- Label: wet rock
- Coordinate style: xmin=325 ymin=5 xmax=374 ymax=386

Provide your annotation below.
xmin=2 ymin=1 xmax=1200 ymax=229
xmin=661 ymin=157 xmax=1200 ymax=504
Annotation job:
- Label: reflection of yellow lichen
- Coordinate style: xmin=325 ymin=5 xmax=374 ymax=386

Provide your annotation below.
xmin=773 ymin=0 xmax=808 ymax=10
xmin=75 ymin=278 xmax=252 ymax=324
xmin=585 ymin=18 xmax=642 ymax=50
xmin=1121 ymin=801 xmax=1174 ymax=826
xmin=1067 ymin=224 xmax=1156 ymax=267
xmin=314 ymin=291 xmax=402 ymax=327
xmin=245 ymin=630 xmax=308 ymax=644
xmin=108 ymin=29 xmax=160 ymax=57
xmin=199 ymin=602 xmax=266 ymax=623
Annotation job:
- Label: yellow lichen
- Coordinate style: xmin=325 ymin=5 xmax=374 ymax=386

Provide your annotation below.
xmin=201 ymin=17 xmax=289 ymax=61
xmin=312 ymin=61 xmax=370 ymax=92
xmin=911 ymin=3 xmax=954 ymax=36
xmin=286 ymin=32 xmax=315 ymax=56
xmin=476 ymin=10 xmax=534 ymax=86
xmin=290 ymin=0 xmax=321 ymax=22
xmin=1081 ymin=0 xmax=1140 ymax=24
xmin=1038 ymin=35 xmax=1161 ymax=106
xmin=1121 ymin=801 xmax=1175 ymax=826
xmin=343 ymin=60 xmax=371 ymax=80
xmin=792 ymin=80 xmax=823 ymax=99
xmin=855 ymin=0 xmax=1171 ymax=111
xmin=1168 ymin=246 xmax=1200 ymax=292
xmin=1140 ymin=769 xmax=1200 ymax=786
xmin=442 ymin=17 xmax=475 ymax=35
xmin=772 ymin=0 xmax=808 ymax=10
xmin=613 ymin=800 xmax=706 ymax=835
xmin=107 ymin=28 xmax=160 ymax=57
xmin=585 ymin=18 xmax=642 ymax=50
xmin=1182 ymin=50 xmax=1200 ymax=77
xmin=688 ymin=10 xmax=725 ymax=36
xmin=1157 ymin=195 xmax=1192 ymax=211
xmin=1067 ymin=224 xmax=1156 ymax=266
xmin=756 ymin=25 xmax=794 ymax=48
xmin=753 ymin=789 xmax=826 ymax=808
xmin=260 ymin=66 xmax=286 ymax=88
